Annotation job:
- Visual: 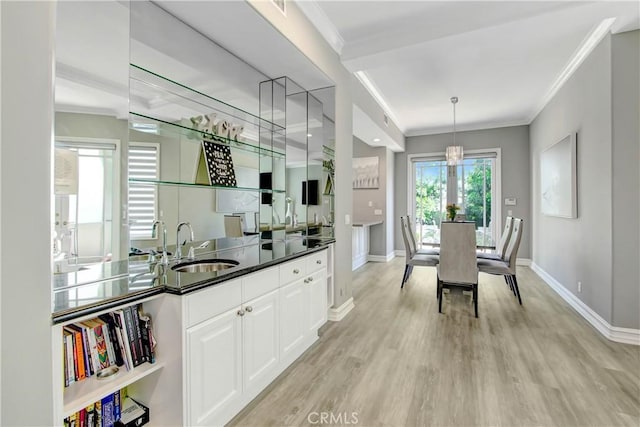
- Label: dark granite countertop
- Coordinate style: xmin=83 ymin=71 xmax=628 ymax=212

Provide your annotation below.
xmin=52 ymin=237 xmax=334 ymax=324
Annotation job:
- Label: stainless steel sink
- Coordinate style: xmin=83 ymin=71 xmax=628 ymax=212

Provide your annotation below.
xmin=171 ymin=259 xmax=239 ymax=273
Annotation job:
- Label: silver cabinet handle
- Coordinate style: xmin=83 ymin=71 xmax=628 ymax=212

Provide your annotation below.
xmin=245 ymin=306 xmax=253 ymax=313
xmin=237 ymin=309 xmax=245 ymax=316
xmin=293 ymin=269 xmax=300 ymax=274
xmin=316 ymin=260 xmax=322 ymax=264
xmin=308 ymin=276 xmax=314 ymax=282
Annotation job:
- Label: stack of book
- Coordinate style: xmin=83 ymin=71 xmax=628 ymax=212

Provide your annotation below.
xmin=64 ymin=389 xmax=123 ymax=427
xmin=63 ymin=303 xmax=156 ymax=387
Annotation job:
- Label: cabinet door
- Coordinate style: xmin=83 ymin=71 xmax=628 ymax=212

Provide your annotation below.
xmin=279 ymin=279 xmax=307 ymax=360
xmin=187 ymin=307 xmax=243 ymax=426
xmin=243 ymin=289 xmax=279 ymax=392
xmin=307 ymin=270 xmax=327 ymax=333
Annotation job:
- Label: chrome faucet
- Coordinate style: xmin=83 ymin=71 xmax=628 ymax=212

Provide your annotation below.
xmin=175 ymin=222 xmax=194 ymax=260
xmin=151 ymin=220 xmax=168 ymax=265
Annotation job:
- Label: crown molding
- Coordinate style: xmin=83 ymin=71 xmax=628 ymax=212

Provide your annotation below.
xmin=528 ymin=17 xmax=616 ymax=123
xmin=295 ymin=0 xmax=344 ymax=55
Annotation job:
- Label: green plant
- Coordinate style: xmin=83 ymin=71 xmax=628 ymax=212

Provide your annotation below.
xmin=446 ymin=203 xmax=460 ymax=221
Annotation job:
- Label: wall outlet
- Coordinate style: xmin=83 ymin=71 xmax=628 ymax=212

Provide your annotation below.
xmin=374 ymin=209 xmax=383 ymax=215
xmin=507 ymin=209 xmax=513 ymax=217
xmin=345 ymin=214 xmax=351 ymax=225
xmin=577 ymin=281 xmax=582 ymax=293
xmin=368 ymin=201 xmax=373 ymax=207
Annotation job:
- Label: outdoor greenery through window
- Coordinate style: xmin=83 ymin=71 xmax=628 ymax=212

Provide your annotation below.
xmin=412 ymin=155 xmax=496 ymax=247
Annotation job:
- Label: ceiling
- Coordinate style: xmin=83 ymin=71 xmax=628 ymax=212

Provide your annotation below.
xmin=303 ymin=1 xmax=640 ymax=136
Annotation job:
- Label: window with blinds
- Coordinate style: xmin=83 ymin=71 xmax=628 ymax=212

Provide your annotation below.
xmin=128 ymin=143 xmax=159 ymax=240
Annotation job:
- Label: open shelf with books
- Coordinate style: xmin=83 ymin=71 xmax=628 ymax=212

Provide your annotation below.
xmin=52 ymin=294 xmax=183 ymax=425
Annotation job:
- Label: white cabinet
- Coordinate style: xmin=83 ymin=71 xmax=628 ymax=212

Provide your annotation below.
xmin=279 ymin=279 xmax=308 ymax=361
xmin=184 ymin=249 xmax=328 ymax=426
xmin=307 ymin=270 xmax=328 ymax=333
xmin=243 ymin=289 xmax=280 ymax=394
xmin=186 ymin=307 xmax=243 ymax=426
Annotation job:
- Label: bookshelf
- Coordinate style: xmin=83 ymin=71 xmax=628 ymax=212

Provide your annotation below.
xmin=52 ymin=294 xmax=183 ymax=425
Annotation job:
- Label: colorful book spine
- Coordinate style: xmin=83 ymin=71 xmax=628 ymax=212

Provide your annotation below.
xmin=101 ymin=392 xmax=115 ymax=427
xmin=137 ymin=307 xmax=153 ymax=364
xmin=113 ymin=389 xmax=121 ymax=422
xmin=113 ymin=310 xmax=134 ymax=371
xmin=123 ymin=306 xmax=142 ymax=366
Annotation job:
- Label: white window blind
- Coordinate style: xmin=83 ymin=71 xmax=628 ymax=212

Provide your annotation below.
xmin=128 ymin=143 xmax=159 ymax=240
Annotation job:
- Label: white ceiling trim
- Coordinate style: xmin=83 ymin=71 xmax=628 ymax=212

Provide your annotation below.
xmin=354 ymin=70 xmax=404 ymax=133
xmin=295 ymin=0 xmax=345 ymax=55
xmin=528 ymin=17 xmax=616 ymax=123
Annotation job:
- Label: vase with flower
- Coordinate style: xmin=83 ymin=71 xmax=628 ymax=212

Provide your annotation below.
xmin=446 ymin=203 xmax=460 ymax=221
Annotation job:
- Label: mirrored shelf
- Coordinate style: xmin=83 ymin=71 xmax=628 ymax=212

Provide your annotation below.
xmin=322 ymin=145 xmax=335 ymax=158
xmin=130 ymin=64 xmax=285 ymax=132
xmin=129 ymin=178 xmax=286 ymax=193
xmin=129 ymin=113 xmax=286 ymax=159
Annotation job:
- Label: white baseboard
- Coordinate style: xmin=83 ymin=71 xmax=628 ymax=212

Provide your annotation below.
xmin=352 ymin=254 xmax=367 ymax=271
xmin=328 ymin=297 xmax=355 ymax=322
xmin=516 ymin=258 xmax=531 ymax=266
xmin=368 ymin=252 xmax=395 ymax=263
xmin=531 ymin=262 xmax=640 ymax=346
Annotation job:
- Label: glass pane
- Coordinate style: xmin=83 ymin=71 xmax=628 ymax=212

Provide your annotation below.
xmin=414 ymin=160 xmax=447 ymax=245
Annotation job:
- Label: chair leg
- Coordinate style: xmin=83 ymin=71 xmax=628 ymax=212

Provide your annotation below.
xmin=512 ymin=275 xmax=523 ymax=305
xmin=504 ymin=275 xmax=512 ymax=290
xmin=473 ymin=284 xmax=478 ymax=318
xmin=507 ymin=275 xmax=517 ymax=296
xmin=401 ymin=265 xmax=409 ymax=288
xmin=438 ymin=279 xmax=443 ymax=314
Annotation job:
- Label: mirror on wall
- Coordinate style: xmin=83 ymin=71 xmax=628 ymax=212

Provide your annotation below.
xmin=53 ymin=1 xmax=130 ymax=280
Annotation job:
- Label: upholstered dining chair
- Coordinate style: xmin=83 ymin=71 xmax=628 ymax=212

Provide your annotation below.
xmin=477 ymin=216 xmax=513 ymax=261
xmin=477 ymin=218 xmax=524 ymax=305
xmin=400 ymin=216 xmax=438 ymax=289
xmin=437 ymin=222 xmax=479 ymax=317
xmin=406 ymin=215 xmax=439 ymax=256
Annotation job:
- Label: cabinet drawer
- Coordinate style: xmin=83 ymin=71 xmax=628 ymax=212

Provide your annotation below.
xmin=242 ymin=266 xmax=279 ymax=302
xmin=279 ymin=258 xmax=307 ymax=285
xmin=185 ymin=278 xmax=242 ymax=328
xmin=306 ymin=249 xmax=327 ymax=273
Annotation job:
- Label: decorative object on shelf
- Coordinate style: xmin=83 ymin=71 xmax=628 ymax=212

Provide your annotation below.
xmin=202 ymin=113 xmax=217 ymax=136
xmin=216 ymin=119 xmax=230 ymax=139
xmin=541 ymin=133 xmax=577 ymax=218
xmin=445 ymin=96 xmax=463 ymax=166
xmin=352 ymin=156 xmax=379 ymax=189
xmin=446 ymin=203 xmax=460 ymax=221
xmin=229 ymin=124 xmax=244 ymax=141
xmin=195 ymin=141 xmax=237 ymax=187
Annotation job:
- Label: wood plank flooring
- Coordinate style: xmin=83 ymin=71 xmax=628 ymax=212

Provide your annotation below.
xmin=229 ymin=258 xmax=640 ymax=426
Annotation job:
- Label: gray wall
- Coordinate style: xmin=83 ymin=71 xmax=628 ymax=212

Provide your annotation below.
xmin=530 ymin=35 xmax=614 ymax=324
xmin=353 ymin=137 xmax=388 ymax=256
xmin=611 ymin=30 xmax=639 ymax=329
xmin=394 ymin=126 xmax=531 ymax=258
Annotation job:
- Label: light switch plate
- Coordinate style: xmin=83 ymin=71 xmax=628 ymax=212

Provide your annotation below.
xmin=374 ymin=209 xmax=383 ymax=215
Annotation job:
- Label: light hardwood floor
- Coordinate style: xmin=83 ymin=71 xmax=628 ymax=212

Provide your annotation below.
xmin=230 ymin=258 xmax=640 ymax=427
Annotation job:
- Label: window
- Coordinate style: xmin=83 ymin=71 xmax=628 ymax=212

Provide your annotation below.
xmin=409 ymin=150 xmax=500 ymax=247
xmin=128 ymin=143 xmax=159 ymax=240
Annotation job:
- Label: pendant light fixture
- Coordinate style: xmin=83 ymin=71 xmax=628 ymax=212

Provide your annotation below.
xmin=445 ymin=96 xmax=463 ymax=166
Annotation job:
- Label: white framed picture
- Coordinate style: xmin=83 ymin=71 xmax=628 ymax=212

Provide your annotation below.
xmin=540 ymin=133 xmax=577 ymax=218
xmin=353 ymin=156 xmax=380 ymax=189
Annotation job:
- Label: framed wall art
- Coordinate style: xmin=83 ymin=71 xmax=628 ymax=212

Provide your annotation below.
xmin=540 ymin=133 xmax=577 ymax=218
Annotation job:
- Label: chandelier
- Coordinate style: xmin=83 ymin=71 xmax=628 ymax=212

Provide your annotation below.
xmin=445 ymin=96 xmax=463 ymax=166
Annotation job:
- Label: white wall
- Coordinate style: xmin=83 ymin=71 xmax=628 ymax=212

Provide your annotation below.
xmin=530 ymin=35 xmax=614 ymax=324
xmin=1 ymin=2 xmax=55 ymax=424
